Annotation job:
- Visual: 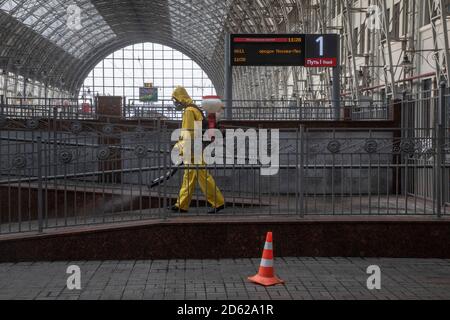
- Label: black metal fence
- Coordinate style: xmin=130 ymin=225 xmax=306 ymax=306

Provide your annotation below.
xmin=0 ymin=92 xmax=448 ymax=235
xmin=1 ymin=96 xmax=389 ymax=121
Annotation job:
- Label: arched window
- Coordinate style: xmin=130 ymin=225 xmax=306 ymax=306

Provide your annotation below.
xmin=80 ymin=42 xmax=216 ymax=103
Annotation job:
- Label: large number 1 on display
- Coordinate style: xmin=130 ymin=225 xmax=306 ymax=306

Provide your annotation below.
xmin=316 ymin=36 xmax=324 ymax=57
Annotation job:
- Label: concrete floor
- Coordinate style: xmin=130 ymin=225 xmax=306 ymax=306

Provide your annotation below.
xmin=1 ymin=258 xmax=449 ymax=300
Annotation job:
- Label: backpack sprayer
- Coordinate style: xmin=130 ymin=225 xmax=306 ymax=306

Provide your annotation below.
xmin=148 ymin=96 xmax=224 ymax=189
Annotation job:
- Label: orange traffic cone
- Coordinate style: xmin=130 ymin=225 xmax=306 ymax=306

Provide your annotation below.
xmin=248 ymin=232 xmax=284 ymax=286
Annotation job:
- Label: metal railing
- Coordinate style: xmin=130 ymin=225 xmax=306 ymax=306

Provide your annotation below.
xmin=1 ymin=97 xmax=95 ymax=120
xmin=123 ymin=99 xmax=182 ymax=120
xmin=230 ymin=99 xmax=390 ymax=121
xmin=2 ymin=96 xmax=390 ymax=121
xmin=0 ymin=92 xmax=448 ymax=235
xmin=123 ymin=99 xmax=390 ymax=121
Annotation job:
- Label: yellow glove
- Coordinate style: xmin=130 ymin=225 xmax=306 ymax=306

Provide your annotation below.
xmin=173 ymin=142 xmax=183 ymax=157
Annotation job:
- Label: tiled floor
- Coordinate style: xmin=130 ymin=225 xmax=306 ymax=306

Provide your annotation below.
xmin=0 ymin=258 xmax=449 ymax=300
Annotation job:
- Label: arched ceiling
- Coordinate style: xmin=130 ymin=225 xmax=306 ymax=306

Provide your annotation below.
xmin=0 ymin=0 xmax=300 ymax=95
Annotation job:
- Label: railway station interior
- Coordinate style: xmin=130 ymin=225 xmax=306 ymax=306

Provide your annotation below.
xmin=0 ymin=0 xmax=449 ymax=301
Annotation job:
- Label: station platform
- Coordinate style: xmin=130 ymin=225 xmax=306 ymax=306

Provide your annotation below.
xmin=1 ymin=257 xmax=450 ymax=300
xmin=1 ymin=215 xmax=450 ymax=263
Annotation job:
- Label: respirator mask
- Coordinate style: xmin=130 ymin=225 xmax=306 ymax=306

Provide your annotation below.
xmin=173 ymin=98 xmax=184 ymax=111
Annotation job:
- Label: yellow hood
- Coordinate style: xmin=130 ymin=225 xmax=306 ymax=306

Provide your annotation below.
xmin=172 ymin=86 xmax=195 ymax=108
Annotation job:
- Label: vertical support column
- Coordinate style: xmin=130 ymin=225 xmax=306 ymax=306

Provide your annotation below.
xmin=332 ymin=65 xmax=341 ymax=120
xmin=2 ymin=70 xmax=8 ymax=100
xmin=224 ymin=33 xmax=233 ymax=120
xmin=429 ymin=1 xmax=443 ymax=82
xmin=342 ymin=0 xmax=361 ymax=104
xmin=44 ymin=83 xmax=49 ymax=118
xmin=52 ymin=106 xmax=58 ymax=201
xmin=439 ymin=0 xmax=450 ymax=84
xmin=401 ymin=90 xmax=408 ymax=134
xmin=392 ymin=96 xmax=404 ymax=197
xmin=381 ymin=0 xmax=397 ymax=99
xmin=0 ymin=94 xmax=4 ymax=115
xmin=37 ymin=136 xmax=44 ymax=233
xmin=298 ymin=125 xmax=305 ymax=217
xmin=436 ymin=81 xmax=446 ymax=217
xmin=23 ymin=78 xmax=27 ymax=99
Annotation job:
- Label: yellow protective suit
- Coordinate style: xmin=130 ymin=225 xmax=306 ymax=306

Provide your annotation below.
xmin=172 ymin=86 xmax=225 ymax=211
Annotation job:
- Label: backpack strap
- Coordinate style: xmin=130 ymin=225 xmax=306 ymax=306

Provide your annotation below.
xmin=187 ymin=105 xmax=208 ymax=130
xmin=187 ymin=104 xmax=205 ymax=121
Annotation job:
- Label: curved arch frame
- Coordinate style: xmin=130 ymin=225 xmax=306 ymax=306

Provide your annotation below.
xmin=0 ymin=0 xmax=319 ymax=101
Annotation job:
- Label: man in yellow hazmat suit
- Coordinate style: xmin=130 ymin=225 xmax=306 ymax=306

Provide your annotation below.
xmin=170 ymin=86 xmax=225 ymax=214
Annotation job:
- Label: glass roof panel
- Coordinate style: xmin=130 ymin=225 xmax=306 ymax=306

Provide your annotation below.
xmin=0 ymin=0 xmax=116 ymax=58
xmin=168 ymin=0 xmax=232 ymax=60
xmin=0 ymin=0 xmax=19 ymax=12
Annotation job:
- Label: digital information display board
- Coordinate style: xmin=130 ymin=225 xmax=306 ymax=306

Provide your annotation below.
xmin=304 ymin=34 xmax=339 ymax=67
xmin=231 ymin=35 xmax=305 ymax=66
xmin=231 ymin=34 xmax=339 ymax=68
